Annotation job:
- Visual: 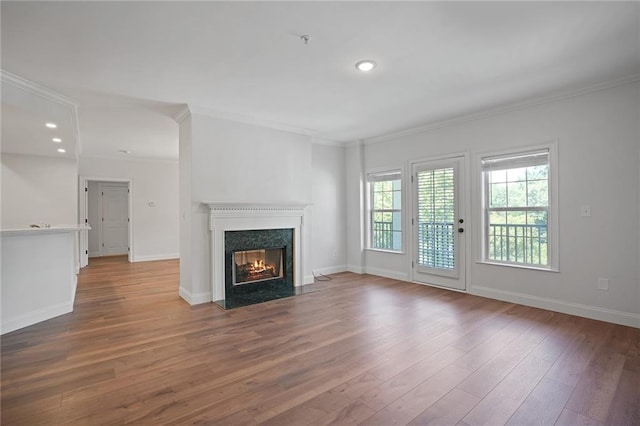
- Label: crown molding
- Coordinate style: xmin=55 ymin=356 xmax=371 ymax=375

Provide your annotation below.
xmin=365 ymin=73 xmax=640 ymax=145
xmin=345 ymin=139 xmax=365 ymax=148
xmin=187 ymin=104 xmax=318 ymax=138
xmin=1 ymin=70 xmax=77 ymax=109
xmin=172 ymin=104 xmax=191 ymax=124
xmin=311 ymin=137 xmax=346 ymax=147
xmin=1 ymin=70 xmax=82 ymax=158
xmin=79 ymin=154 xmax=178 ymax=164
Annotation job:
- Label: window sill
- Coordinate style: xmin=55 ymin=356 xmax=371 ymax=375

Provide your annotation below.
xmin=365 ymin=248 xmax=405 ymax=255
xmin=475 ymin=260 xmax=559 ymax=273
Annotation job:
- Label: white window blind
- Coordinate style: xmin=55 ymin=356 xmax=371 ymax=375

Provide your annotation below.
xmin=416 ymin=168 xmax=455 ymax=270
xmin=481 ymin=149 xmax=549 ymax=171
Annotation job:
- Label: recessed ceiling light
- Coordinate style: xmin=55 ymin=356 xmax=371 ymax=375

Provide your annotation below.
xmin=52 ymin=138 xmax=62 ymax=143
xmin=57 ymin=148 xmax=66 ymax=153
xmin=46 ymin=122 xmax=57 ymax=129
xmin=355 ymin=60 xmax=377 ymax=72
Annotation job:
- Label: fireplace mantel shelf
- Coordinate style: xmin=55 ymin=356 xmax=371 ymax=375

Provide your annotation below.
xmin=203 ymin=202 xmax=309 ymax=212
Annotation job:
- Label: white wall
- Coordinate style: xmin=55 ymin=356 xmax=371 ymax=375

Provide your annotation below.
xmin=1 ymin=153 xmax=78 ymax=228
xmin=79 ymin=157 xmax=179 ymax=262
xmin=180 ymin=113 xmax=341 ymax=303
xmin=354 ymin=82 xmax=640 ymax=327
xmin=190 ymin=115 xmax=312 ymax=204
xmin=310 ymin=142 xmax=347 ymax=276
xmin=345 ymin=142 xmax=365 ymax=273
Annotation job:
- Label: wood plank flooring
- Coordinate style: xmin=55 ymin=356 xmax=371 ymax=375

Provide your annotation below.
xmin=2 ymin=256 xmax=638 ymax=425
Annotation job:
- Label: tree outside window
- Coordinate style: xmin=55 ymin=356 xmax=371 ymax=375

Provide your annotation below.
xmin=368 ymin=171 xmax=402 ymax=251
xmin=482 ymin=149 xmax=551 ymax=267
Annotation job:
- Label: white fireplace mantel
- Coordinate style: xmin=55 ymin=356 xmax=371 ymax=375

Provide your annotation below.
xmin=203 ymin=202 xmax=307 ymax=302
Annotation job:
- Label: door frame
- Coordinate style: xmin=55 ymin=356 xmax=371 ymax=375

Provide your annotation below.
xmin=408 ymin=152 xmax=471 ymax=292
xmin=79 ymin=176 xmax=133 ymax=267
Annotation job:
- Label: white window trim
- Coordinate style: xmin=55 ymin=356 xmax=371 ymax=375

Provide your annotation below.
xmin=365 ymin=166 xmax=405 ymax=254
xmin=477 ymin=141 xmax=559 ymax=272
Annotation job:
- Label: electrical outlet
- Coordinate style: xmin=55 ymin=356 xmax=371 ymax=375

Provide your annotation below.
xmin=597 ymin=277 xmax=609 ymax=291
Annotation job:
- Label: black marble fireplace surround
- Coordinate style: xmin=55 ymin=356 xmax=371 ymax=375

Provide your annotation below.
xmin=220 ymin=228 xmax=294 ymax=309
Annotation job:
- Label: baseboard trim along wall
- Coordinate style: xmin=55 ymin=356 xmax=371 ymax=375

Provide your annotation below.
xmin=471 ymin=285 xmax=640 ymax=329
xmin=134 ymin=253 xmax=180 ymax=262
xmin=1 ymin=301 xmax=73 ymax=335
xmin=364 ymin=266 xmax=410 ymax=282
xmin=347 ymin=264 xmax=364 ymax=274
xmin=312 ymin=265 xmax=348 ymax=276
xmin=178 ymin=287 xmax=211 ymax=305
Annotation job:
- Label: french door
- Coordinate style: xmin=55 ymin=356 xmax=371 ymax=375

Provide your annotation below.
xmin=412 ymin=156 xmax=466 ymax=291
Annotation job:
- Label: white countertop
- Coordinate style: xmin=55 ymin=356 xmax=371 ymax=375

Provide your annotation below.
xmin=1 ymin=224 xmax=90 ymax=236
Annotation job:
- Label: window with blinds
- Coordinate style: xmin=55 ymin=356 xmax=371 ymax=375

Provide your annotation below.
xmin=416 ymin=168 xmax=456 ymax=269
xmin=481 ymin=148 xmax=551 ymax=267
xmin=368 ymin=170 xmax=402 ymax=252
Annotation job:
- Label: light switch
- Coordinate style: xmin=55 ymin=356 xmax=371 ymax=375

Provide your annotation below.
xmin=581 ymin=205 xmax=591 ymax=217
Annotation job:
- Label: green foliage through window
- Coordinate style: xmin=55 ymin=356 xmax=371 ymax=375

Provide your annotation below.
xmin=482 ymin=150 xmax=550 ymax=266
xmin=369 ymin=172 xmax=402 ymax=251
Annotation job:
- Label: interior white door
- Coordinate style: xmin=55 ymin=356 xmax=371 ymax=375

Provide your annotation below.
xmin=99 ymin=183 xmax=129 ymax=256
xmin=412 ymin=156 xmax=466 ymax=291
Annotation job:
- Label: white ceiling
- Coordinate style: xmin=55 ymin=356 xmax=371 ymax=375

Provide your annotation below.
xmin=1 ymin=1 xmax=638 ymax=160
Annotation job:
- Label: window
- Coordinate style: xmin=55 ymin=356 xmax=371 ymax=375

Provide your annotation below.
xmin=368 ymin=170 xmax=402 ymax=252
xmin=481 ymin=146 xmax=556 ymax=269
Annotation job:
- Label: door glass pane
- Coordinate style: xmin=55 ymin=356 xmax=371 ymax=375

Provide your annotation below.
xmin=417 ymin=168 xmax=455 ymax=270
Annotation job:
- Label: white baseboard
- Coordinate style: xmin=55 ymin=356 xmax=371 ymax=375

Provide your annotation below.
xmin=134 ymin=253 xmax=179 ymax=262
xmin=364 ymin=266 xmax=409 ymax=282
xmin=71 ymin=275 xmax=78 ymax=305
xmin=1 ymin=301 xmax=73 ymax=335
xmin=178 ymin=286 xmax=211 ymax=305
xmin=347 ymin=264 xmax=364 ymax=274
xmin=303 ymin=275 xmax=315 ymax=285
xmin=313 ymin=265 xmax=348 ymax=276
xmin=471 ymin=285 xmax=640 ymax=329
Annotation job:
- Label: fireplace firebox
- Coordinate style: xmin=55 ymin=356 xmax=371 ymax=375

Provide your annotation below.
xmin=233 ymin=248 xmax=284 ymax=285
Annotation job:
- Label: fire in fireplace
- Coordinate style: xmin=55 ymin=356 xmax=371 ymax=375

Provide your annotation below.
xmin=233 ymin=248 xmax=284 ymax=285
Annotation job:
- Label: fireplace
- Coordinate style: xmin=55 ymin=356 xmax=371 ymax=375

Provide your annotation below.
xmin=205 ymin=202 xmax=306 ymax=306
xmin=223 ymin=228 xmax=294 ymax=307
xmin=233 ymin=248 xmax=284 ymax=285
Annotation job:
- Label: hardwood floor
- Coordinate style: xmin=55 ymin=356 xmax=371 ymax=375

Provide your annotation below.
xmin=1 ymin=256 xmax=638 ymax=425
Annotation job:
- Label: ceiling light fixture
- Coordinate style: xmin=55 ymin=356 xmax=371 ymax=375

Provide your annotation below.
xmin=355 ymin=60 xmax=376 ymax=72
xmin=46 ymin=122 xmax=57 ymax=128
xmin=57 ymin=148 xmax=66 ymax=153
xmin=52 ymin=137 xmax=62 ymax=143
